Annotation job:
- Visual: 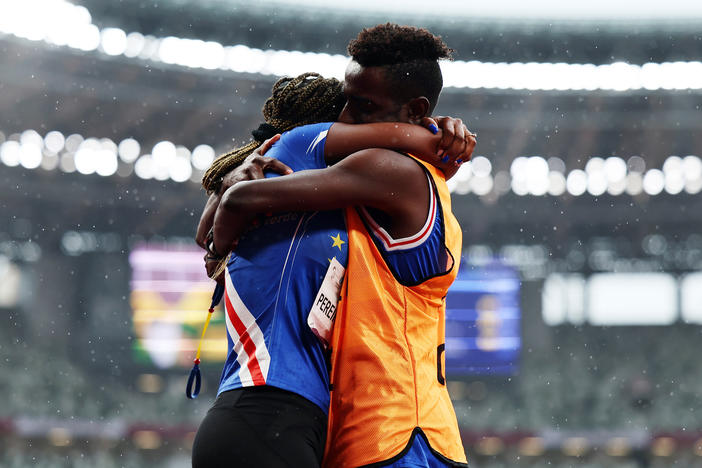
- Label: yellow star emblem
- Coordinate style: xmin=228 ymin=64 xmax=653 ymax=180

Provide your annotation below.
xmin=330 ymin=233 xmax=345 ymax=251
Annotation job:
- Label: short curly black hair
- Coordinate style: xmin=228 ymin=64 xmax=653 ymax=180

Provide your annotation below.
xmin=348 ymin=23 xmax=453 ymax=112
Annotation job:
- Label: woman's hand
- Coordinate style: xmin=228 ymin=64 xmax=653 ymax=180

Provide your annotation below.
xmin=420 ymin=116 xmax=477 ymax=178
xmin=217 ymin=135 xmax=292 ymax=195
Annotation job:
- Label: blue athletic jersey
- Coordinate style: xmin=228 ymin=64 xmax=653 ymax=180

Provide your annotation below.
xmin=359 ymin=162 xmax=447 ymax=286
xmin=218 ymin=122 xmax=347 ymax=413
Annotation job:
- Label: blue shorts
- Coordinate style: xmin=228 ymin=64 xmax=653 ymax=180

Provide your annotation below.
xmin=382 ymin=432 xmax=456 ymax=468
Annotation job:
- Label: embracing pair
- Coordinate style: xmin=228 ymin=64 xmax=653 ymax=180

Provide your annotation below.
xmin=193 ymin=23 xmax=477 ymax=468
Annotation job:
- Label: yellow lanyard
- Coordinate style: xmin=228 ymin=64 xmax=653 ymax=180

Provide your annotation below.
xmin=186 ymin=283 xmax=224 ymax=399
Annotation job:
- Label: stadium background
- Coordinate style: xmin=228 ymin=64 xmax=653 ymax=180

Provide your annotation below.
xmin=2 ymin=1 xmax=702 ymax=466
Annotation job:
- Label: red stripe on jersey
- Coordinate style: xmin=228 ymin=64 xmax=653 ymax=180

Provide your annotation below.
xmin=368 ymin=183 xmax=437 ymax=249
xmin=225 ymin=289 xmax=266 ymax=386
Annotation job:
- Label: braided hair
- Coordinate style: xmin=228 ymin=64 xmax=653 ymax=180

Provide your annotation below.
xmin=201 ymin=72 xmax=345 ymax=194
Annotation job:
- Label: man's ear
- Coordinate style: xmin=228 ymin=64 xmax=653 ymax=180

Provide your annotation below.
xmin=406 ymin=97 xmax=431 ymax=124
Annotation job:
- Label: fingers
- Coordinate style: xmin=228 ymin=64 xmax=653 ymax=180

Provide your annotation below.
xmin=437 ymin=117 xmax=463 ymax=158
xmin=446 ymin=123 xmax=467 ymax=164
xmin=256 ymin=134 xmax=281 ymax=156
xmin=237 ymin=134 xmax=292 ymax=179
xmin=453 ymin=120 xmax=467 ymax=143
xmin=434 ymin=116 xmax=450 ymax=155
xmin=420 ymin=117 xmax=439 ymax=135
xmin=434 ymin=116 xmax=478 ymax=166
xmin=262 ymin=157 xmax=293 ymax=175
xmin=459 ymin=131 xmax=477 ymax=164
xmin=452 ymin=126 xmax=477 ymax=164
xmin=242 ymin=155 xmax=292 ymax=180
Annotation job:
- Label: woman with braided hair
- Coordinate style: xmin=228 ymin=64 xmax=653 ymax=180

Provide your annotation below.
xmin=195 ymin=72 xmax=347 ymax=261
xmin=200 ymin=72 xmax=348 ymax=196
xmin=192 ymin=71 xmax=470 ymax=468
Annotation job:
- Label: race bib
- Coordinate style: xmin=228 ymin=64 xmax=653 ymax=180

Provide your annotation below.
xmin=308 ymin=257 xmax=345 ymax=348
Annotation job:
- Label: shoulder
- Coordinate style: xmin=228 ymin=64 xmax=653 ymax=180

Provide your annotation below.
xmin=273 ymin=122 xmax=334 ymax=170
xmin=281 ymin=122 xmax=333 ymax=144
xmin=339 ymin=149 xmax=430 ymax=236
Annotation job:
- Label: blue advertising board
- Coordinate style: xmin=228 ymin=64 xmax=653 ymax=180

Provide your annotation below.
xmin=445 ymin=261 xmax=521 ymax=375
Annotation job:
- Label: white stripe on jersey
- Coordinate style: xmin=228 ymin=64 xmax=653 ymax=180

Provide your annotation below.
xmin=274 ymin=215 xmax=307 ymax=315
xmin=306 ymin=130 xmax=328 ymax=155
xmin=224 ymin=271 xmax=271 ymax=386
xmin=359 ymin=173 xmax=437 ymax=251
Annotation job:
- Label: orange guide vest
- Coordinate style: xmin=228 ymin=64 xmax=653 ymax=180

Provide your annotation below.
xmin=323 ymin=156 xmax=467 ymax=467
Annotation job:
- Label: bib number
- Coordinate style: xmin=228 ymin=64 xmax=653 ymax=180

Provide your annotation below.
xmin=308 ymin=257 xmax=345 ymax=348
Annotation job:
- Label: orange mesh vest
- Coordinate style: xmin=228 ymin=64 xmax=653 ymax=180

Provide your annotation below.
xmin=323 ymin=156 xmax=467 ymax=467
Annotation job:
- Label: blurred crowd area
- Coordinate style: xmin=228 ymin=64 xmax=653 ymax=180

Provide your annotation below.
xmin=454 ymin=325 xmax=702 ymax=432
xmin=1 ymin=448 xmax=700 ymax=468
xmin=3 ymin=323 xmax=702 ymax=467
xmin=0 ymin=446 xmax=190 ymax=468
xmin=4 ymin=325 xmax=702 ymax=431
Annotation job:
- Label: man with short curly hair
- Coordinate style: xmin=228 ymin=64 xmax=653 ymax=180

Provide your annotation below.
xmin=212 ymin=23 xmax=473 ymax=468
xmin=323 ymin=24 xmax=470 ymax=468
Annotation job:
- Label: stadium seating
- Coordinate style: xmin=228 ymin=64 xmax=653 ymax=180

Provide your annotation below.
xmin=3 ymin=323 xmax=701 ymax=467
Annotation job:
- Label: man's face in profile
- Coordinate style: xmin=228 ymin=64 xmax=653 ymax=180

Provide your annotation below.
xmin=338 ymin=61 xmax=409 ymax=125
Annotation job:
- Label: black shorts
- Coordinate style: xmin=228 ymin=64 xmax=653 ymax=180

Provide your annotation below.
xmin=191 ymin=386 xmax=327 ymax=468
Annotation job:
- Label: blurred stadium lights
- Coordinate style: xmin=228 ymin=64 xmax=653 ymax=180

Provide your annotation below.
xmin=542 ymin=270 xmax=702 ymax=325
xmin=133 ymin=154 xmax=154 ymax=180
xmin=474 ymin=436 xmax=505 ymax=456
xmin=562 ymin=437 xmax=590 ymax=457
xmin=566 ymin=169 xmax=588 ymax=196
xmin=651 ymin=437 xmax=676 ymax=457
xmin=605 ymin=437 xmax=632 ymax=457
xmin=132 ymin=430 xmax=162 ymax=450
xmin=261 ymin=0 xmax=702 ymax=20
xmin=681 ymin=273 xmax=702 ymax=324
xmin=518 ymin=437 xmax=546 ymax=456
xmin=0 ymin=257 xmax=21 ymax=307
xmin=2 ymin=2 xmax=702 ymax=91
xmin=643 ymin=169 xmax=665 ymax=195
xmin=3 ymin=127 xmax=702 ymax=198
xmin=191 ymin=144 xmax=216 ymax=171
xmin=99 ymin=27 xmax=127 ymax=56
xmin=47 ymin=427 xmax=72 ymax=447
xmin=118 ymin=138 xmax=141 ymax=164
xmin=0 ymin=129 xmax=215 ymax=183
xmin=44 ymin=130 xmax=65 ymax=154
xmin=0 ymin=239 xmax=42 ymax=263
xmin=136 ymin=374 xmax=164 ymax=394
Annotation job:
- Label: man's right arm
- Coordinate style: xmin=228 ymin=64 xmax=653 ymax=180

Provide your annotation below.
xmin=194 ymin=138 xmax=292 ymax=249
xmin=213 ymin=148 xmax=430 ymax=255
